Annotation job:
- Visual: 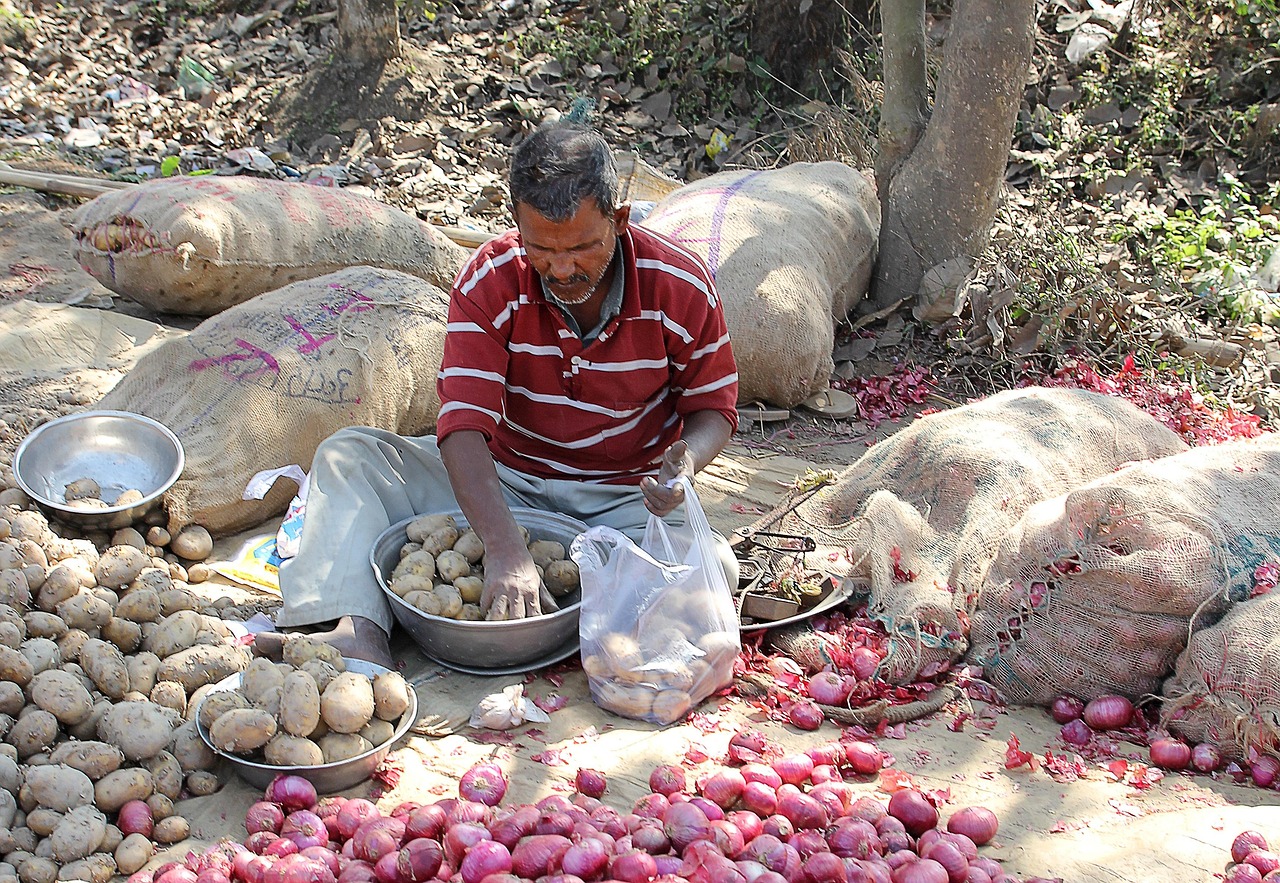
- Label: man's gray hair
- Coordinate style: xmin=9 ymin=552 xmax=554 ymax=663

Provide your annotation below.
xmin=509 ymin=120 xmax=619 ymax=221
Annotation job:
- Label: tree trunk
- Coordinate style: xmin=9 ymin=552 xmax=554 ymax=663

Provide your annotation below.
xmin=338 ymin=0 xmax=401 ymax=66
xmin=875 ymin=0 xmax=928 ymax=195
xmin=871 ymin=0 xmax=1035 ymax=312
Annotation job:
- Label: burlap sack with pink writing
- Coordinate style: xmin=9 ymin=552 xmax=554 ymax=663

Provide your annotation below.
xmin=73 ymin=176 xmax=467 ymax=316
xmin=762 ymin=388 xmax=1186 ymax=683
xmin=970 ymin=434 xmax=1280 ymax=706
xmin=641 ymin=162 xmax=879 ymax=407
xmin=97 ymin=266 xmax=448 ymax=536
xmin=1162 ymin=593 xmax=1280 ymax=761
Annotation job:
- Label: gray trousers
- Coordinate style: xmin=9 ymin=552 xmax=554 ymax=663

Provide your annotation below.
xmin=277 ymin=427 xmax=737 ymax=634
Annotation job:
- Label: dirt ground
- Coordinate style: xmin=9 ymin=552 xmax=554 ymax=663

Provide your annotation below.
xmin=2 ymin=191 xmax=1278 ymax=883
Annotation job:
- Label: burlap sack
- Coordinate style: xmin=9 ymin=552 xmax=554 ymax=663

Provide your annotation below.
xmin=1162 ymin=593 xmax=1280 ymax=760
xmin=970 ymin=434 xmax=1280 ymax=706
xmin=72 ymin=176 xmax=468 ymax=316
xmin=97 ymin=266 xmax=449 ymax=536
xmin=641 ymin=162 xmax=879 ymax=407
xmin=762 ymin=388 xmax=1187 ymax=683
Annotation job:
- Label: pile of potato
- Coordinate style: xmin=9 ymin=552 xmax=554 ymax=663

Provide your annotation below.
xmin=201 ymin=635 xmax=412 ymax=767
xmin=0 ymin=501 xmax=273 ymax=883
xmin=385 ymin=513 xmax=581 ymax=621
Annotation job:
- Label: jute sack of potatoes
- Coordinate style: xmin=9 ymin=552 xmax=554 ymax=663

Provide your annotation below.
xmin=641 ymin=162 xmax=879 ymax=407
xmin=97 ymin=266 xmax=449 ymax=536
xmin=71 ymin=176 xmax=468 ymax=316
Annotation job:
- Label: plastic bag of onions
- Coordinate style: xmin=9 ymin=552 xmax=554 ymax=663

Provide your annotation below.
xmin=570 ymin=477 xmax=740 ymax=725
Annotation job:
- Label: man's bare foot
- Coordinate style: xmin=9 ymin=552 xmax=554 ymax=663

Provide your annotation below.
xmin=252 ymin=616 xmax=395 ymax=669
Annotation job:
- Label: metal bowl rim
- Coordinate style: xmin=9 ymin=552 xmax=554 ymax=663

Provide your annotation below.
xmin=13 ymin=409 xmax=186 ymax=514
xmin=372 ymin=508 xmax=585 ymax=630
xmin=194 ymin=657 xmax=417 ymax=776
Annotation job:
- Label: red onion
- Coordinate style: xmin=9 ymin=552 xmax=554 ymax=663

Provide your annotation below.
xmin=1081 ymin=695 xmax=1133 ymax=731
xmin=459 ymin=763 xmax=509 ymax=807
xmin=940 ymin=832 xmax=977 ymax=862
xmin=741 ymin=764 xmax=783 ymax=789
xmin=891 ymin=858 xmax=948 ymax=883
xmin=709 ymin=819 xmax=747 ymax=857
xmin=742 ymin=835 xmax=789 ymax=873
xmin=1059 ymin=719 xmax=1093 ymax=746
xmin=761 ymin=814 xmax=795 ymax=841
xmin=459 ymin=841 xmax=512 ymax=883
xmin=728 ymin=730 xmax=772 ymax=765
xmin=632 ymin=792 xmax=671 ymax=820
xmin=574 ymin=769 xmax=607 ymax=799
xmin=300 ymin=848 xmax=340 ymax=878
xmin=944 ymin=807 xmax=997 ymax=846
xmin=788 ymin=829 xmax=827 ymax=859
xmin=333 ymin=800 xmax=380 ymax=842
xmin=245 ymin=832 xmax=279 ymax=855
xmin=1191 ymin=743 xmax=1222 ymax=773
xmin=663 ymin=800 xmax=712 ymax=851
xmin=844 ymin=742 xmax=883 ymax=776
xmin=629 ymin=822 xmax=670 ymax=855
xmin=403 ymin=804 xmax=447 ymax=842
xmin=773 ymin=753 xmax=815 ymax=787
xmin=560 ymin=837 xmax=610 ymax=880
xmin=776 ymin=791 xmax=828 ymax=830
xmin=1235 ymin=832 xmax=1271 ymax=863
xmin=1247 ymin=852 xmax=1280 ymax=876
xmin=965 ymin=870 xmax=993 ymax=883
xmin=789 ymin=701 xmax=824 ymax=731
xmin=510 ymin=834 xmax=571 ymax=879
xmin=450 ymin=800 xmax=495 ymax=828
xmin=444 ymin=822 xmax=491 ymax=867
xmin=1049 ymin=696 xmax=1084 ymax=724
xmin=353 ymin=817 xmax=406 ymax=865
xmin=371 ymin=853 xmax=397 ymax=883
xmin=727 ymin=810 xmax=763 ymax=843
xmin=654 ymin=855 xmax=684 ymax=877
xmin=266 ymin=775 xmax=319 ymax=812
xmin=264 ymin=838 xmax=299 ymax=859
xmin=808 ymin=784 xmax=847 ymax=821
xmin=393 ymin=841 xmax=442 ymax=883
xmin=801 ymin=851 xmax=845 ymax=883
xmin=1251 ymin=755 xmax=1280 ymax=789
xmin=741 ymin=781 xmax=778 ymax=817
xmin=918 ymin=840 xmax=967 ymax=883
xmin=336 ymin=861 xmax=376 ymax=883
xmin=609 ymin=849 xmax=658 ymax=883
xmin=807 ymin=742 xmax=845 ymax=768
xmin=828 ymin=818 xmax=882 ymax=860
xmin=128 ymin=873 xmax=156 ymax=883
xmin=851 ymin=647 xmax=880 ymax=681
xmin=535 ymin=810 xmax=576 ymax=838
xmin=196 ymin=868 xmax=231 ymax=883
xmin=701 ymin=769 xmax=747 ymax=810
xmin=648 ymin=764 xmax=686 ymax=796
xmin=876 ymin=815 xmax=907 ymax=837
xmin=120 ymin=799 xmax=155 ymax=837
xmin=810 ymin=765 xmax=842 ymax=785
xmin=1224 ymin=865 xmax=1264 ymax=883
xmin=850 ymin=797 xmax=888 ymax=825
xmin=1149 ymin=738 xmax=1192 ymax=771
xmin=690 ymin=795 xmax=726 ymax=822
xmin=282 ymin=811 xmax=330 ymax=852
xmin=887 ymin=791 xmax=937 ymax=838
xmin=806 ymin=672 xmax=851 ymax=706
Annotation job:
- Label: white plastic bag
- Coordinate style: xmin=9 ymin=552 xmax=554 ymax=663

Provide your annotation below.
xmin=570 ymin=477 xmax=740 ymax=724
xmin=242 ymin=465 xmax=309 ymax=559
xmin=468 ymin=684 xmax=551 ymax=730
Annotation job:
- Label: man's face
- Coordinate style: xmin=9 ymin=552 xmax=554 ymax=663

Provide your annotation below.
xmin=514 ymin=197 xmax=631 ymax=304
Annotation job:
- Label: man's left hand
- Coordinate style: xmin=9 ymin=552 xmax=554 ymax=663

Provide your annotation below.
xmin=641 ymin=440 xmax=694 ymax=517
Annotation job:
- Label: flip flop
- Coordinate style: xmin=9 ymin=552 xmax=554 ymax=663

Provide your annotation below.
xmin=737 ymin=402 xmax=791 ymax=423
xmin=797 ymin=387 xmax=858 ymax=420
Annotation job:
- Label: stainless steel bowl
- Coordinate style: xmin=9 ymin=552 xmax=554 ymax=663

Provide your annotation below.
xmin=195 ymin=657 xmax=418 ymax=793
xmin=370 ymin=508 xmax=586 ymax=671
xmin=12 ymin=410 xmax=184 ymax=531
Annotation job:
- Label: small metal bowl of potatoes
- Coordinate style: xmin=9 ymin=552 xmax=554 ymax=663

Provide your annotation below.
xmin=370 ymin=508 xmax=587 ymax=673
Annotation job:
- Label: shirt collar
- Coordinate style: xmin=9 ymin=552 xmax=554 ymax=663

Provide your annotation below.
xmin=541 ymin=241 xmax=625 ymax=342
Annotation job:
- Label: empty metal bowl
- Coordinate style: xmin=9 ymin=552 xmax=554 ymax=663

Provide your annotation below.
xmin=12 ymin=409 xmax=184 ymax=531
xmin=195 ymin=657 xmax=418 ymax=793
xmin=370 ymin=508 xmax=586 ymax=671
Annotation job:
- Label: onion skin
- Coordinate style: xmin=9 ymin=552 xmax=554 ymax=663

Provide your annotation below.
xmin=1059 ymin=719 xmax=1093 ymax=747
xmin=1081 ymin=695 xmax=1133 ymax=731
xmin=1148 ymin=738 xmax=1192 ymax=771
xmin=887 ymin=791 xmax=938 ymax=838
xmin=944 ymin=807 xmax=998 ymax=846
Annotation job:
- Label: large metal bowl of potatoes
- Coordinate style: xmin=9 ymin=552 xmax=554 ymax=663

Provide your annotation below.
xmin=370 ymin=508 xmax=587 ymax=671
xmin=195 ymin=647 xmax=418 ymax=793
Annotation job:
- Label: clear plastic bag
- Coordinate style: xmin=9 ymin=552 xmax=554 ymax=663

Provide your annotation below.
xmin=570 ymin=477 xmax=740 ymax=724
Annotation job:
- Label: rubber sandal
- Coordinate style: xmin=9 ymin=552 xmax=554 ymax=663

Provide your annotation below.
xmin=797 ymin=388 xmax=858 ymax=420
xmin=737 ymin=402 xmax=791 ymax=423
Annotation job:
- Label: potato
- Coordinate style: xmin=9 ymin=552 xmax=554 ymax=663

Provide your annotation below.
xmin=93 ymin=546 xmax=148 ymax=591
xmin=158 ymin=588 xmax=200 ymax=616
xmin=142 ymin=610 xmax=200 ymax=658
xmin=169 ymin=525 xmax=213 ymax=561
xmin=157 ymin=643 xmax=251 ymax=693
xmin=594 ymin=681 xmax=654 ymax=719
xmin=359 ymin=718 xmax=394 ymax=746
xmin=66 ymin=699 xmax=112 ymax=743
xmin=92 ymin=768 xmax=153 ymax=813
xmin=16 ymin=855 xmax=58 ymax=883
xmin=152 ymin=813 xmax=189 ymax=845
xmin=18 ymin=638 xmax=59 ymax=677
xmin=434 ymin=551 xmax=469 ymax=585
xmin=433 ymin=584 xmax=465 ymax=619
xmin=527 ymin=540 xmax=566 ymax=568
xmin=24 ymin=807 xmax=61 ymax=837
xmin=29 ymin=669 xmax=93 ymax=726
xmin=239 ymin=657 xmax=284 ymax=705
xmin=407 ymin=591 xmax=443 ymax=615
xmin=128 ymin=567 xmax=173 ymax=595
xmin=149 ymin=681 xmax=187 ymax=715
xmin=49 ymin=804 xmax=106 ymax=863
xmin=453 ymin=530 xmax=485 ymax=565
xmin=372 ymin=671 xmax=411 ymax=722
xmin=457 ymin=603 xmax=483 ymax=621
xmin=391 ymin=549 xmax=436 ymax=583
xmin=388 ymin=573 xmax=433 ymax=598
xmin=186 ymin=770 xmax=219 ymax=796
xmin=542 ymin=559 xmax=580 ymax=597
xmin=320 ymin=673 xmax=375 ymax=734
xmin=0 ymin=647 xmax=31 ymax=687
xmin=253 ymin=684 xmax=283 ymax=718
xmin=113 ymin=590 xmax=161 ymax=625
xmin=77 ymin=639 xmax=129 ymax=699
xmin=318 ymin=732 xmax=373 ymax=764
xmin=19 ymin=613 xmax=64 ymax=642
xmin=57 ymin=853 xmax=116 ymax=883
xmin=147 ymin=750 xmax=183 ymax=801
xmin=96 ymin=701 xmax=179 ymax=761
xmin=99 ymin=618 xmax=142 ymax=654
xmin=282 ymin=635 xmax=344 ymax=670
xmin=278 ymin=670 xmax=321 ymax=737
xmin=0 ymin=570 xmax=30 ymax=611
xmin=115 ymin=832 xmax=154 ymax=875
xmin=35 ymin=567 xmax=81 ymax=614
xmin=169 ymin=721 xmax=216 ymax=773
xmin=24 ymin=765 xmax=93 ymax=812
xmin=0 ymin=752 xmax=21 ymax=792
xmin=125 ymin=652 xmax=161 ymax=697
xmin=298 ymin=659 xmax=340 ymax=693
xmin=7 ymin=710 xmax=57 ymax=759
xmin=0 ymin=620 xmax=22 ymax=650
xmin=419 ymin=525 xmax=460 ymax=557
xmin=209 ymin=708 xmax=277 ymax=754
xmin=405 ymin=514 xmax=456 ymax=544
xmin=198 ymin=690 xmax=251 ymax=730
xmin=448 ymin=575 xmax=481 ymax=606
xmin=54 ymin=630 xmax=89 ymax=664
xmin=48 ymin=742 xmax=122 ymax=781
xmin=145 ymin=792 xmax=172 ymax=821
xmin=263 ymin=733 xmax=324 ymax=766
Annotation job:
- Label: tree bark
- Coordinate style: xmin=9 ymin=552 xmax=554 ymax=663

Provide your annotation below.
xmin=871 ymin=0 xmax=1035 ymax=312
xmin=875 ymin=0 xmax=928 ymax=194
xmin=338 ymin=0 xmax=401 ymax=66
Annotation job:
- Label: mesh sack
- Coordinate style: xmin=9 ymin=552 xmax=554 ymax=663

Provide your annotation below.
xmin=97 ymin=266 xmax=448 ymax=536
xmin=764 ymin=387 xmax=1187 ymax=683
xmin=72 ymin=176 xmax=467 ymax=316
xmin=641 ymin=162 xmax=879 ymax=407
xmin=970 ymin=434 xmax=1280 ymax=705
xmin=1161 ymin=593 xmax=1280 ymax=760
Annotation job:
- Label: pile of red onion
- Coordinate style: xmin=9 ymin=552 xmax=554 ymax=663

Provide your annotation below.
xmin=122 ymin=746 xmax=1059 ymax=883
xmin=1224 ymin=830 xmax=1278 ymax=882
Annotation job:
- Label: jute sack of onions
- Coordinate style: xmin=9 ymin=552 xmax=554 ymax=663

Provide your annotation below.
xmin=640 ymin=162 xmax=879 ymax=408
xmin=968 ymin=434 xmax=1280 ymax=706
xmin=760 ymin=387 xmax=1186 ymax=684
xmin=97 ymin=266 xmax=448 ymax=536
xmin=1161 ymin=592 xmax=1280 ymax=761
xmin=72 ymin=176 xmax=468 ymax=316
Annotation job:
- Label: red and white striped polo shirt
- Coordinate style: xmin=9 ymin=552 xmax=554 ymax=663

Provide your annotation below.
xmin=437 ymin=225 xmax=739 ymax=483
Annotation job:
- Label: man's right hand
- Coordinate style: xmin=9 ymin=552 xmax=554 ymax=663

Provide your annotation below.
xmin=480 ymin=546 xmax=559 ymax=620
